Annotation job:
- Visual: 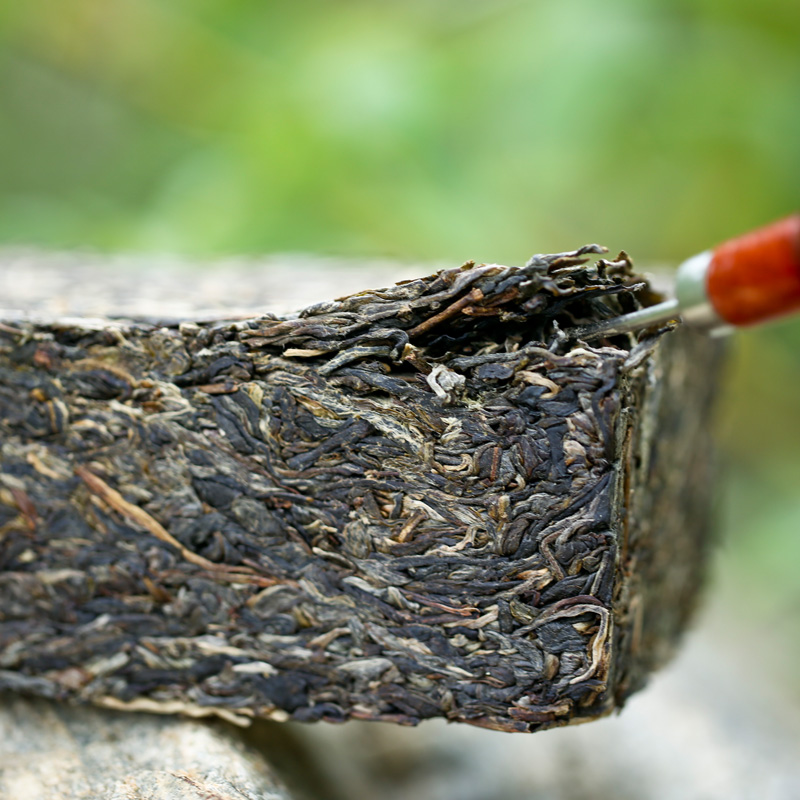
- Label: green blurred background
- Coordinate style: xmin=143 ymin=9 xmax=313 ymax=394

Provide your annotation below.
xmin=1 ymin=0 xmax=799 ymax=701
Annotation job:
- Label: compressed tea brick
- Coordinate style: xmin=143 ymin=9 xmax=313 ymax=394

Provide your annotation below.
xmin=0 ymin=247 xmax=721 ymax=732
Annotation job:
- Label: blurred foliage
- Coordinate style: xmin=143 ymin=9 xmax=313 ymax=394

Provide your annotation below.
xmin=0 ymin=0 xmax=798 ymax=263
xmin=1 ymin=0 xmax=799 ymax=694
xmin=715 ymin=318 xmax=800 ymax=700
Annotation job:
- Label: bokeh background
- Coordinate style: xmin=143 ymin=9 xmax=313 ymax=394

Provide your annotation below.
xmin=1 ymin=1 xmax=799 ymax=797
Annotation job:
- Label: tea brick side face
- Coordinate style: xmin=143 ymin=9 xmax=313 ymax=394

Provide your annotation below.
xmin=0 ymin=250 xmax=720 ymax=732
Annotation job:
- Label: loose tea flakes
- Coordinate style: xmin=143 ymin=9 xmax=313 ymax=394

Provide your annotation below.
xmin=0 ymin=248 xmax=720 ymax=732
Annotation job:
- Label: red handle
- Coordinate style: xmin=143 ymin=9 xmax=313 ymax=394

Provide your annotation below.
xmin=706 ymin=214 xmax=800 ymax=326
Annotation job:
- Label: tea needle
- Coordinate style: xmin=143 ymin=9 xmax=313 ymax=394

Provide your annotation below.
xmin=573 ymin=214 xmax=800 ymax=340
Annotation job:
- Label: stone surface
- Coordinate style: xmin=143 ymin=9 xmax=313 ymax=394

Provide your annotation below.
xmin=0 ymin=695 xmax=292 ymax=800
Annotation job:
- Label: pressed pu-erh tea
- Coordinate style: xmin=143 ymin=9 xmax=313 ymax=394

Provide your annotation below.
xmin=0 ymin=247 xmax=720 ymax=732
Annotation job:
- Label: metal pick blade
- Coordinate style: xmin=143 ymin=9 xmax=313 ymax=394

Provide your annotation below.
xmin=569 ymin=298 xmax=681 ymax=341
